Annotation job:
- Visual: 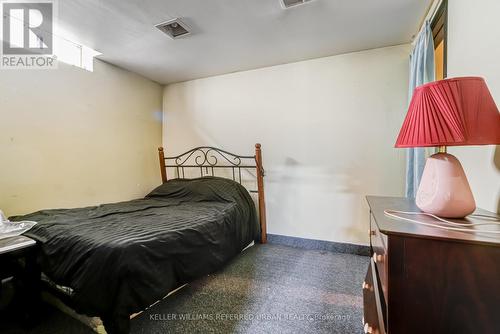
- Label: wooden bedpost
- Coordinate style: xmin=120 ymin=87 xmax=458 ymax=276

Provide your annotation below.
xmin=255 ymin=143 xmax=267 ymax=244
xmin=158 ymin=147 xmax=167 ymax=183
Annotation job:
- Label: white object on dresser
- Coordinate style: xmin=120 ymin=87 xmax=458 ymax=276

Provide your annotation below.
xmin=0 ymin=210 xmax=37 ymax=240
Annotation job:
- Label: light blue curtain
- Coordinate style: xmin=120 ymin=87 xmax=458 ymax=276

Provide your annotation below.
xmin=406 ymin=21 xmax=435 ymax=198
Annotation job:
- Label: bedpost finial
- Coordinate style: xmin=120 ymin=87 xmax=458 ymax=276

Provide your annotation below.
xmin=158 ymin=147 xmax=164 ymax=152
xmin=255 ymin=143 xmax=261 ymax=149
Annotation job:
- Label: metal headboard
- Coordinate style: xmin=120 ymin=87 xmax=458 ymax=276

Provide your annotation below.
xmin=160 ymin=146 xmax=262 ymax=192
xmin=157 ymin=144 xmax=267 ymax=243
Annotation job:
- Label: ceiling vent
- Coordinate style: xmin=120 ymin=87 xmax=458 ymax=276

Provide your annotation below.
xmin=280 ymin=0 xmax=314 ymax=9
xmin=156 ymin=18 xmax=190 ymax=39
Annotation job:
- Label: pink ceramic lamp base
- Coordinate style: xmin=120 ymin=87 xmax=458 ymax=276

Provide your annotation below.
xmin=416 ymin=152 xmax=476 ymax=218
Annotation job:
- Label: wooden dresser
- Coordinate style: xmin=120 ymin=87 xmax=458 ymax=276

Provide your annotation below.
xmin=363 ymin=196 xmax=500 ymax=334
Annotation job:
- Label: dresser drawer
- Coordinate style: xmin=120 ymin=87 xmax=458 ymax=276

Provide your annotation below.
xmin=363 ymin=259 xmax=386 ymax=334
xmin=370 ymin=213 xmax=388 ymax=304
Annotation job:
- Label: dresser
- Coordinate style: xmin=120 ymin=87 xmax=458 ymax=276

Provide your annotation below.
xmin=363 ymin=196 xmax=500 ymax=334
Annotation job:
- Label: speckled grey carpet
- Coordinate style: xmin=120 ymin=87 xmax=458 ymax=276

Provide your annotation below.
xmin=2 ymin=244 xmax=369 ymax=334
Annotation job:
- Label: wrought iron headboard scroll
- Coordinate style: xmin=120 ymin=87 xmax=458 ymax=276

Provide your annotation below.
xmin=157 ymin=144 xmax=267 ymax=243
xmin=158 ymin=146 xmax=264 ymax=191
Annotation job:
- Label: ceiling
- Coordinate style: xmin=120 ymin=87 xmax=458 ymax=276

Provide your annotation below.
xmin=58 ymin=0 xmax=431 ymax=84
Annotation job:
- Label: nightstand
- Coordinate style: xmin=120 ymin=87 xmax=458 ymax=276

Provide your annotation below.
xmin=0 ymin=236 xmax=40 ymax=324
xmin=363 ymin=196 xmax=500 ymax=334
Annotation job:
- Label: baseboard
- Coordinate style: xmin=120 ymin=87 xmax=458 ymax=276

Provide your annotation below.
xmin=267 ymin=234 xmax=370 ymax=256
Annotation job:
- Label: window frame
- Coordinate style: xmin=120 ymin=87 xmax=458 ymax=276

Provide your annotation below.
xmin=430 ymin=0 xmax=448 ymax=78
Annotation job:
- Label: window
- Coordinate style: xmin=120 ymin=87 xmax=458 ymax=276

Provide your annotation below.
xmin=431 ymin=0 xmax=447 ymax=80
xmin=2 ymin=8 xmax=100 ymax=71
xmin=53 ymin=32 xmax=101 ymax=72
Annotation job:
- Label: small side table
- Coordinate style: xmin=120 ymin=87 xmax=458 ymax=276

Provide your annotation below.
xmin=0 ymin=236 xmax=40 ymax=325
xmin=363 ymin=196 xmax=500 ymax=334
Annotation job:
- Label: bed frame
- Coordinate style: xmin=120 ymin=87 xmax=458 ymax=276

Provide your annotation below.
xmin=158 ymin=144 xmax=267 ymax=244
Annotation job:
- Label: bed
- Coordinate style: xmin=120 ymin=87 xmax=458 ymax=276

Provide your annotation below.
xmin=11 ymin=144 xmax=267 ymax=334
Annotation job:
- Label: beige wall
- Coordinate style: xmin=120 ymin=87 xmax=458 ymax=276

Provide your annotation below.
xmin=0 ymin=59 xmax=163 ymax=216
xmin=447 ymin=0 xmax=500 ymax=213
xmin=163 ymin=45 xmax=410 ymax=245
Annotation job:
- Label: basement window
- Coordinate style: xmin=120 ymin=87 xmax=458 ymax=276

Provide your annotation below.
xmin=50 ymin=24 xmax=101 ymax=72
xmin=53 ymin=32 xmax=101 ymax=72
xmin=3 ymin=8 xmax=100 ymax=72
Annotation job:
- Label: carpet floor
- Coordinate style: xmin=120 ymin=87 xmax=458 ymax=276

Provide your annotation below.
xmin=1 ymin=244 xmax=369 ymax=334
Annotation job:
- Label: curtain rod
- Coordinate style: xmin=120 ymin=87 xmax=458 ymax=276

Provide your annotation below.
xmin=411 ymin=0 xmax=443 ymax=45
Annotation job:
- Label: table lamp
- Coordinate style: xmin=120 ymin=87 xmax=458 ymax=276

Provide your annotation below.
xmin=395 ymin=77 xmax=500 ymax=218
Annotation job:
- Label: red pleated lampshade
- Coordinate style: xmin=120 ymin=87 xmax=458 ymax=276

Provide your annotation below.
xmin=395 ymin=77 xmax=500 ymax=147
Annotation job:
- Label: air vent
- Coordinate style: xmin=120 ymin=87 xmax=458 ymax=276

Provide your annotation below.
xmin=280 ymin=0 xmax=314 ymax=9
xmin=156 ymin=18 xmax=190 ymax=39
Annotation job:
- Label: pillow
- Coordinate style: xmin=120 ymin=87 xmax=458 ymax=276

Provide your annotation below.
xmin=146 ymin=177 xmax=246 ymax=203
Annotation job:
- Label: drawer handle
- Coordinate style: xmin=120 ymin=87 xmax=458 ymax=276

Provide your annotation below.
xmin=362 ymin=281 xmax=372 ymax=290
xmin=372 ymin=252 xmax=384 ymax=263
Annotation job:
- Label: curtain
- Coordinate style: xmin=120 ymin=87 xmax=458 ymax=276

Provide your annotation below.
xmin=406 ymin=21 xmax=435 ymax=198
